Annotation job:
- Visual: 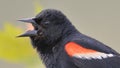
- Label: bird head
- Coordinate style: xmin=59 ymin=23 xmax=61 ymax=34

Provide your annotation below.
xmin=18 ymin=9 xmax=71 ymax=45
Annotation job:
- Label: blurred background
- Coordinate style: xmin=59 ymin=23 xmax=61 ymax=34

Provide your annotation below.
xmin=0 ymin=0 xmax=120 ymax=68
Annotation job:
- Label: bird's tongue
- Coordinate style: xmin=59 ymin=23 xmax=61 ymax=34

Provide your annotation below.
xmin=26 ymin=23 xmax=34 ymax=31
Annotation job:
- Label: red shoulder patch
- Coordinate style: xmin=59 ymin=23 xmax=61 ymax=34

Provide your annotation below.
xmin=65 ymin=42 xmax=97 ymax=56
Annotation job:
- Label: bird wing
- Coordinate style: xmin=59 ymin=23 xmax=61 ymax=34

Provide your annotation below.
xmin=65 ymin=42 xmax=120 ymax=68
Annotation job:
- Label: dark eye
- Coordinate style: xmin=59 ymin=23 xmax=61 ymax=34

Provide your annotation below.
xmin=44 ymin=21 xmax=50 ymax=25
xmin=41 ymin=21 xmax=50 ymax=28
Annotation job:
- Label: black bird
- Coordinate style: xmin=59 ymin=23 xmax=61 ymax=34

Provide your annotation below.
xmin=18 ymin=9 xmax=120 ymax=68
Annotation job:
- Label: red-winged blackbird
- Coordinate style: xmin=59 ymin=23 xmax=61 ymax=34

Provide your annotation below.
xmin=18 ymin=9 xmax=120 ymax=68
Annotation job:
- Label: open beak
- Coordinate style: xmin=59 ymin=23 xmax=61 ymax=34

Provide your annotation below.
xmin=17 ymin=17 xmax=38 ymax=37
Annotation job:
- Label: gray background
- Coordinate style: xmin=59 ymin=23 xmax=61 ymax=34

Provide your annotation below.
xmin=0 ymin=0 xmax=120 ymax=68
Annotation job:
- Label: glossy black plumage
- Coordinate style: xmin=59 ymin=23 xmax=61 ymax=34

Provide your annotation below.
xmin=18 ymin=9 xmax=120 ymax=68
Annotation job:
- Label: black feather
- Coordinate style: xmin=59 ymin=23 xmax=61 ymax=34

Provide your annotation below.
xmin=20 ymin=9 xmax=120 ymax=68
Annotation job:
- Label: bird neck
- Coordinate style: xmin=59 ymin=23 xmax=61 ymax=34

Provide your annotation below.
xmin=62 ymin=21 xmax=80 ymax=39
xmin=36 ymin=23 xmax=80 ymax=68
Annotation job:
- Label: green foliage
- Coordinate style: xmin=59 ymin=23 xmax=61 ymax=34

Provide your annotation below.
xmin=34 ymin=0 xmax=42 ymax=15
xmin=0 ymin=1 xmax=45 ymax=68
xmin=0 ymin=23 xmax=44 ymax=68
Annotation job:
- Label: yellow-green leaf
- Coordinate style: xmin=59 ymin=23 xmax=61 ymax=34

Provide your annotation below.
xmin=0 ymin=23 xmax=40 ymax=65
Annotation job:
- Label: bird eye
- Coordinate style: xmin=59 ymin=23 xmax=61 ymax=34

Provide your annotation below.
xmin=44 ymin=21 xmax=50 ymax=25
xmin=40 ymin=21 xmax=50 ymax=28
